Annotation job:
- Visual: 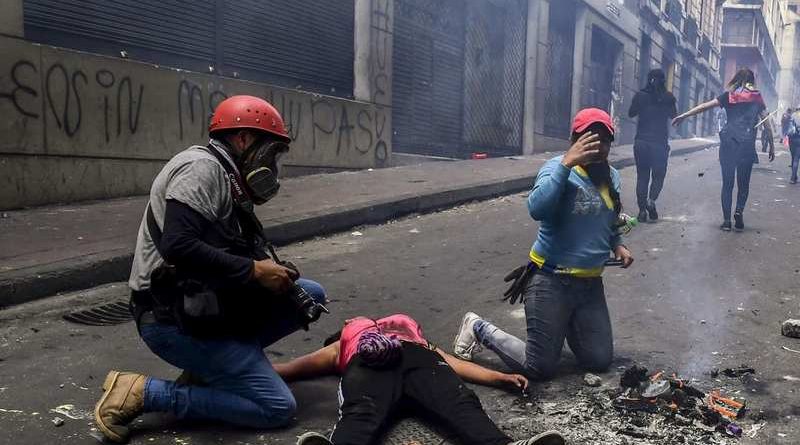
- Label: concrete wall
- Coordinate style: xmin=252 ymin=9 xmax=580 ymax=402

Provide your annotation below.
xmin=0 ymin=36 xmax=391 ymax=209
xmin=0 ymin=0 xmax=23 ymax=37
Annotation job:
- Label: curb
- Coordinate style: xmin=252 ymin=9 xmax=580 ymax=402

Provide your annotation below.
xmin=0 ymin=141 xmax=718 ymax=307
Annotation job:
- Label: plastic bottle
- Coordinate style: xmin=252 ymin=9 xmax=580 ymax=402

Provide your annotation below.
xmin=615 ymin=213 xmax=638 ymax=236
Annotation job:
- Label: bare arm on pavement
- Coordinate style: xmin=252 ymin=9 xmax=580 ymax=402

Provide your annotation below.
xmin=435 ymin=347 xmax=528 ymax=391
xmin=274 ymin=342 xmax=340 ymax=382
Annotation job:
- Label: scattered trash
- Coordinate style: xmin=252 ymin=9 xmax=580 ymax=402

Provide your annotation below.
xmin=782 ymin=375 xmax=800 ymax=382
xmin=1 ymin=212 xmax=7 ymax=218
xmin=50 ymin=404 xmax=91 ymax=420
xmin=781 ymin=319 xmax=800 ymax=338
xmin=724 ymin=422 xmax=743 ymax=437
xmin=583 ymin=373 xmax=602 ymax=387
xmin=408 ymin=228 xmax=420 ymax=234
xmin=701 ymin=319 xmax=707 ymax=324
xmin=745 ymin=422 xmax=766 ymax=438
xmin=698 ymin=172 xmax=705 ymax=177
xmin=782 ymin=345 xmax=800 ymax=354
xmin=471 ymin=152 xmax=488 ymax=159
xmin=539 ymin=364 xmax=753 ymax=444
xmin=721 ymin=366 xmax=755 ymax=378
xmin=52 ymin=417 xmax=64 ymax=427
xmin=350 ymin=231 xmax=363 ymax=237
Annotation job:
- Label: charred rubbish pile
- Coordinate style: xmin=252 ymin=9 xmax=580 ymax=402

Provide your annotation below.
xmin=529 ymin=365 xmax=764 ymax=445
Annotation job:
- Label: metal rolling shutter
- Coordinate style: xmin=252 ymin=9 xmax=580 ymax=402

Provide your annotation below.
xmin=392 ymin=0 xmax=466 ymax=158
xmin=23 ymin=0 xmax=355 ymax=97
xmin=221 ymin=0 xmax=354 ymax=96
xmin=24 ymin=0 xmax=216 ymax=73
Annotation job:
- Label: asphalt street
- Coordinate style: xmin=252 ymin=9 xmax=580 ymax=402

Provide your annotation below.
xmin=1 ymin=146 xmax=799 ymax=445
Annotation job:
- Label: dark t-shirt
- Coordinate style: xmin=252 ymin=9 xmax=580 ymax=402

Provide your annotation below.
xmin=717 ymin=91 xmax=765 ymax=141
xmin=629 ymin=90 xmax=677 ymax=144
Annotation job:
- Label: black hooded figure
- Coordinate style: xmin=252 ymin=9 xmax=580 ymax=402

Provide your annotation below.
xmin=628 ymin=68 xmax=678 ymax=222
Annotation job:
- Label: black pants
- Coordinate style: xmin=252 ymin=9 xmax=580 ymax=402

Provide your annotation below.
xmin=633 ymin=140 xmax=669 ymax=211
xmin=719 ymin=137 xmax=756 ymax=221
xmin=330 ymin=343 xmax=511 ymax=445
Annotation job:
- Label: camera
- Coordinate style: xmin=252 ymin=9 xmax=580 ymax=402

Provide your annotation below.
xmin=286 ymin=283 xmax=329 ymax=330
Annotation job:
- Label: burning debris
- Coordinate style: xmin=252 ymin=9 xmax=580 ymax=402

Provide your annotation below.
xmin=615 ymin=366 xmax=747 ymax=438
xmin=532 ymin=365 xmax=758 ymax=445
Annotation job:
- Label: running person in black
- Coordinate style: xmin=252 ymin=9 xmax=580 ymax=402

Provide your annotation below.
xmin=672 ymin=68 xmax=775 ymax=231
xmin=628 ymin=69 xmax=677 ymax=222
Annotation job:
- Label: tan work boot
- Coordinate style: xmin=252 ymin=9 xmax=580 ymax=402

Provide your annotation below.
xmin=95 ymin=370 xmax=146 ymax=443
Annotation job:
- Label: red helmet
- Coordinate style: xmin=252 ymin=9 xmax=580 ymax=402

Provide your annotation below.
xmin=208 ymin=95 xmax=290 ymax=141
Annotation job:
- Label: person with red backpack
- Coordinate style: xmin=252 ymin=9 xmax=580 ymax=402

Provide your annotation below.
xmin=673 ymin=68 xmax=775 ymax=231
xmin=94 ymin=96 xmax=329 ymax=442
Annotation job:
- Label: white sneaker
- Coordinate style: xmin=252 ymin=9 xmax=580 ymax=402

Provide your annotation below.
xmin=508 ymin=430 xmax=566 ymax=445
xmin=296 ymin=432 xmax=332 ymax=445
xmin=452 ymin=312 xmax=481 ymax=361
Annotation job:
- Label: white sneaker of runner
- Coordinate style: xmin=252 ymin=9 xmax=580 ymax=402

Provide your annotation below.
xmin=452 ymin=312 xmax=482 ymax=361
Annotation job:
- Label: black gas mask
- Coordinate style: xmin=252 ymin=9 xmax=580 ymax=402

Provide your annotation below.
xmin=239 ymin=138 xmax=290 ymax=205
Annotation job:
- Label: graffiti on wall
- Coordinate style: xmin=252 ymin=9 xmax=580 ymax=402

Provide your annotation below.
xmin=369 ymin=0 xmax=392 ymax=106
xmin=1 ymin=47 xmax=389 ymax=168
xmin=174 ymin=79 xmax=389 ymax=166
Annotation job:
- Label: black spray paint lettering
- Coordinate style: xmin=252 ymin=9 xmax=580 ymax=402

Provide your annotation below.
xmin=356 ymin=109 xmax=374 ymax=154
xmin=117 ymin=77 xmax=144 ymax=137
xmin=177 ymin=80 xmax=205 ymax=140
xmin=177 ymin=80 xmax=228 ymax=140
xmin=271 ymin=92 xmax=303 ymax=141
xmin=311 ymin=98 xmax=336 ymax=151
xmin=0 ymin=60 xmax=39 ymax=118
xmin=336 ymin=104 xmax=354 ymax=155
xmin=95 ymin=70 xmax=115 ymax=142
xmin=45 ymin=64 xmax=87 ymax=137
xmin=94 ymin=71 xmax=145 ymax=142
xmin=370 ymin=0 xmax=391 ymax=104
xmin=373 ymin=110 xmax=388 ymax=164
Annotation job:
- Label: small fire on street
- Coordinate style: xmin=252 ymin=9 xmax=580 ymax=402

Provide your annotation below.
xmin=531 ymin=365 xmax=767 ymax=445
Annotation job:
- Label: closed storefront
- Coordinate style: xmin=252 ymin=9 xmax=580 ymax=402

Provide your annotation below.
xmin=23 ymin=0 xmax=355 ymax=96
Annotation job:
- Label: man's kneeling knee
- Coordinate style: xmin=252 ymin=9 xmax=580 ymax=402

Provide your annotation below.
xmin=253 ymin=393 xmax=297 ymax=428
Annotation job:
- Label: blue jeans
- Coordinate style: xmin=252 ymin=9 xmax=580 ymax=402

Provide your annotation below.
xmin=139 ymin=278 xmax=326 ymax=428
xmin=474 ymin=272 xmax=612 ymax=379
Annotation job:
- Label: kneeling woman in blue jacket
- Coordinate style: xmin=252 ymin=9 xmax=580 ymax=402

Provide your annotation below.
xmin=453 ymin=108 xmax=634 ymax=380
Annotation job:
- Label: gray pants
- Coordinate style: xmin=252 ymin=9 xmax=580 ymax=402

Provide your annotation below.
xmin=474 ymin=272 xmax=613 ymax=379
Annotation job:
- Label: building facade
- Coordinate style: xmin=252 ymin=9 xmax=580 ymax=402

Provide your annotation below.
xmin=636 ymin=0 xmax=725 ymax=138
xmin=721 ymin=0 xmax=786 ymax=109
xmin=1 ymin=0 xmax=727 ymax=208
xmin=779 ymin=0 xmax=800 ymax=109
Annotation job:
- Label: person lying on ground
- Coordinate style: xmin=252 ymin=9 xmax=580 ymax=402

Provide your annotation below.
xmin=453 ymin=108 xmax=633 ymax=381
xmin=274 ymin=314 xmax=565 ymax=445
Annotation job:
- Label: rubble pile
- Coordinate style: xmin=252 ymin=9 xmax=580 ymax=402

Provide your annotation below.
xmin=535 ymin=366 xmax=759 ymax=445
